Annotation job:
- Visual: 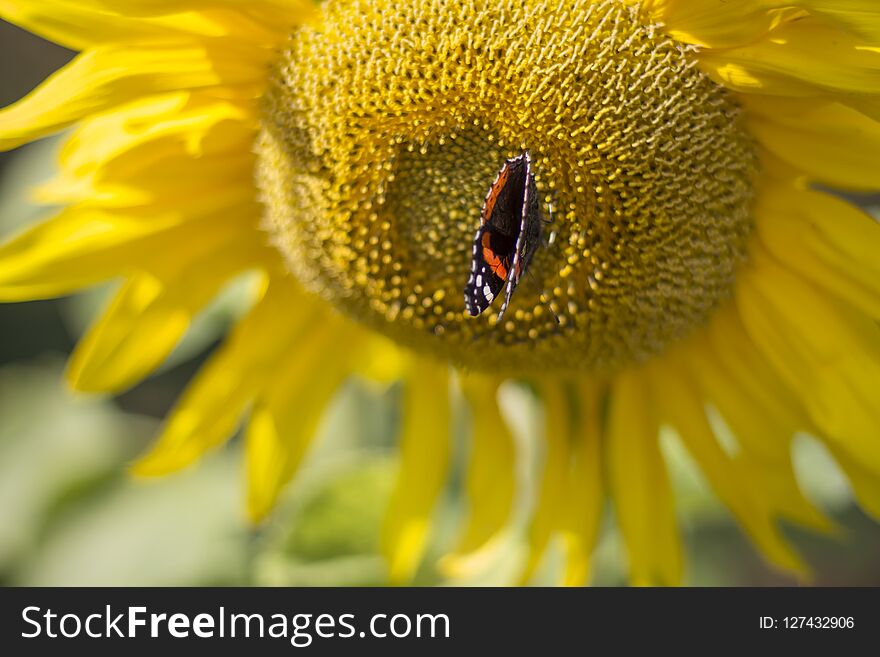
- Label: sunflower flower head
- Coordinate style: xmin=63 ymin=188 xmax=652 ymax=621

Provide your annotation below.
xmin=1 ymin=0 xmax=880 ymax=586
xmin=260 ymin=0 xmax=757 ymax=373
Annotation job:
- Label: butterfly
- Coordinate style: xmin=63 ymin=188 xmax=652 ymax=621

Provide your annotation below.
xmin=463 ymin=151 xmax=545 ymax=321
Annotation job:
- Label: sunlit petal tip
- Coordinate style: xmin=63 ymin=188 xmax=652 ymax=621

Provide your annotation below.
xmin=383 ymin=520 xmax=430 ymax=585
xmin=437 ymin=534 xmax=510 ymax=581
xmin=63 ymin=357 xmax=106 ymax=395
xmin=785 ymin=558 xmax=813 ymax=586
xmin=560 ymin=548 xmax=591 ymax=588
xmin=128 ymin=442 xmax=198 ymax=479
xmin=783 ymin=501 xmax=842 ymax=539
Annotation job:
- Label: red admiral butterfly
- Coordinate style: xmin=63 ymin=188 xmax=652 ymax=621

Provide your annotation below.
xmin=464 ymin=151 xmax=545 ymax=321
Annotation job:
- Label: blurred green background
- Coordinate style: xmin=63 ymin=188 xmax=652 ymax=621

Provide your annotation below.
xmin=1 ymin=19 xmax=880 ymax=587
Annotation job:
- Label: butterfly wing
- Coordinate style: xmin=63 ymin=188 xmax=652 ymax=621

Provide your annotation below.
xmin=463 ymin=151 xmax=542 ymax=319
xmin=464 ymin=225 xmax=514 ymax=316
xmin=496 ymin=152 xmax=542 ymax=321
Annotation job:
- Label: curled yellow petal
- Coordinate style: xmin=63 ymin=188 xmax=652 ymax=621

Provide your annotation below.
xmin=785 ymin=1 xmax=880 ymax=43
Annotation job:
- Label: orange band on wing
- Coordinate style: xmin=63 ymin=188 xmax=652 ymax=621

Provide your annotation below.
xmin=481 ymin=232 xmax=508 ymax=280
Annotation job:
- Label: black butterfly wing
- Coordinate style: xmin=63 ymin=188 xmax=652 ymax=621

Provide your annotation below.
xmin=463 ymin=151 xmax=542 ymax=319
xmin=464 ymin=225 xmax=515 ymax=316
xmin=496 ymin=154 xmax=542 ymax=320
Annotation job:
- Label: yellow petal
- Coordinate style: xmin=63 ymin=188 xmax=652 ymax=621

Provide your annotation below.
xmin=0 ymin=0 xmax=315 ymax=50
xmin=559 ymin=380 xmax=604 ymax=587
xmin=657 ymin=1 xmax=880 ymax=48
xmin=0 ymin=0 xmax=191 ymax=50
xmin=701 ymin=309 xmax=801 ymax=460
xmin=607 ymin=367 xmax=682 ymax=586
xmin=0 ymin=201 xmax=253 ymax=301
xmin=0 ymin=208 xmax=175 ymax=300
xmin=55 ymin=93 xmax=254 ymax=181
xmin=39 ymin=156 xmax=255 ymax=209
xmin=132 ymin=276 xmax=315 ymax=476
xmin=382 ymin=356 xmax=451 ymax=583
xmin=449 ymin=373 xmax=516 ymax=556
xmin=736 ymin=245 xmax=880 ymax=475
xmin=745 ymin=98 xmax=880 ymax=191
xmin=35 ymin=93 xmax=256 ymax=209
xmin=87 ymin=0 xmax=315 ymax=21
xmin=519 ymin=381 xmax=571 ymax=585
xmin=246 ymin=317 xmax=358 ymax=521
xmin=705 ymin=305 xmax=880 ymax=523
xmin=687 ymin=313 xmax=834 ymax=534
xmin=653 ymin=355 xmax=808 ymax=577
xmin=657 ymin=1 xmax=803 ymax=48
xmin=699 ymin=18 xmax=880 ymax=100
xmin=755 ymin=185 xmax=880 ymax=319
xmin=850 ymin=97 xmax=880 ymax=124
xmin=789 ymin=1 xmax=880 ymax=42
xmin=826 ymin=446 xmax=880 ymax=521
xmin=351 ymin=334 xmax=410 ymax=386
xmin=67 ymin=239 xmax=266 ymax=393
xmin=0 ymin=42 xmax=266 ymax=151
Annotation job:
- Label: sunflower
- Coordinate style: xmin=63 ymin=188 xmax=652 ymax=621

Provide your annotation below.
xmin=2 ymin=0 xmax=879 ymax=586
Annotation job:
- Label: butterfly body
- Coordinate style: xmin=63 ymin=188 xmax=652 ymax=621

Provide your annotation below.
xmin=464 ymin=151 xmax=543 ymax=320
